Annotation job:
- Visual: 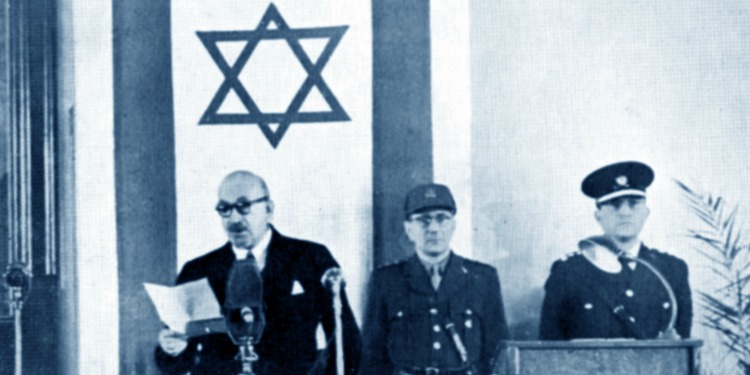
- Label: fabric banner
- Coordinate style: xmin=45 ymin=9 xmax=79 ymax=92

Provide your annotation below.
xmin=172 ymin=0 xmax=372 ymax=319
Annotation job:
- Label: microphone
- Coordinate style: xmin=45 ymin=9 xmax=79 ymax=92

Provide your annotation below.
xmin=224 ymin=258 xmax=265 ymax=345
xmin=578 ymin=236 xmax=680 ymax=339
xmin=321 ymin=267 xmax=344 ymax=290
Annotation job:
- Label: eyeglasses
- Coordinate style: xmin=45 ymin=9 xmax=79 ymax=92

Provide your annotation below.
xmin=409 ymin=213 xmax=453 ymax=228
xmin=215 ymin=196 xmax=269 ymax=218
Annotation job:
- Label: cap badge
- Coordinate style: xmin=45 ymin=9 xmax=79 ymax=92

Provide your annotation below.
xmin=615 ymin=175 xmax=629 ymax=187
xmin=425 ymin=188 xmax=437 ymax=199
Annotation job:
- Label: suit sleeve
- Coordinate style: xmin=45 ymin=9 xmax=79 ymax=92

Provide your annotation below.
xmin=360 ymin=270 xmax=392 ymax=375
xmin=480 ymin=269 xmax=509 ymax=374
xmin=539 ymin=261 xmax=568 ymax=340
xmin=673 ymin=258 xmax=693 ymax=338
xmin=154 ymin=262 xmax=202 ymax=374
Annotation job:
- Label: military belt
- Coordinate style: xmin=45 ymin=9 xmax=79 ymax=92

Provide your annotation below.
xmin=399 ymin=365 xmax=475 ymax=375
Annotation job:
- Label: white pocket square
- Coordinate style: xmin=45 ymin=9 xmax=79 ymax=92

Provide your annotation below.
xmin=291 ymin=280 xmax=305 ymax=295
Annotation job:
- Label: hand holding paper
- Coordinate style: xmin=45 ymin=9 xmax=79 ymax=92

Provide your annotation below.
xmin=144 ymin=278 xmax=223 ymax=335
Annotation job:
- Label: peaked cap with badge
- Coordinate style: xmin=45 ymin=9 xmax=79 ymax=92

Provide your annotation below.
xmin=581 ymin=161 xmax=654 ymax=204
xmin=404 ymin=183 xmax=457 ymax=218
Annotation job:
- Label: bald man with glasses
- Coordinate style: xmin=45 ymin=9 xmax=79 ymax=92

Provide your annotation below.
xmin=155 ymin=170 xmax=362 ymax=375
xmin=362 ymin=184 xmax=509 ymax=375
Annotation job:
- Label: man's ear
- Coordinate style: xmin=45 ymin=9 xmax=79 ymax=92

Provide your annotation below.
xmin=266 ymin=200 xmax=275 ymax=215
xmin=594 ymin=209 xmax=602 ymax=223
xmin=403 ymin=221 xmax=416 ymax=242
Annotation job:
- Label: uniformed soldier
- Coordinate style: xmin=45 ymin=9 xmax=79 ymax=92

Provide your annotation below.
xmin=362 ymin=183 xmax=509 ymax=375
xmin=538 ymin=161 xmax=693 ymax=340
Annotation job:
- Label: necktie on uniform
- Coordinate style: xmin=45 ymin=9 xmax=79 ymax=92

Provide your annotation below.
xmin=619 ymin=256 xmax=637 ymax=271
xmin=430 ymin=265 xmax=442 ymax=290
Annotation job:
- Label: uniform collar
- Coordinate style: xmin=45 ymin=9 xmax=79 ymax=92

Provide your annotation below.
xmin=415 ymin=250 xmax=451 ymax=275
xmin=406 ymin=252 xmax=469 ymax=298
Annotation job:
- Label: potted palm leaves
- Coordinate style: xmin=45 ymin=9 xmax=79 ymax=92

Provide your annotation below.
xmin=676 ymin=181 xmax=750 ymax=374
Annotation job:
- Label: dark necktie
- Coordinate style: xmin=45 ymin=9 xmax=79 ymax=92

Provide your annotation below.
xmin=430 ymin=265 xmax=442 ymax=290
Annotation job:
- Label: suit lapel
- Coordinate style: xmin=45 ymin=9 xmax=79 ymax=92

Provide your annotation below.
xmin=262 ymin=227 xmax=299 ymax=298
xmin=210 ymin=243 xmax=236 ymax=305
xmin=437 ymin=253 xmax=469 ymax=300
xmin=262 ymin=227 xmax=285 ymax=278
xmin=404 ymin=254 xmax=436 ymax=295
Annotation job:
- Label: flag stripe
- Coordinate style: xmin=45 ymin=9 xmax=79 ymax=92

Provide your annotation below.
xmin=372 ymin=0 xmax=433 ymax=266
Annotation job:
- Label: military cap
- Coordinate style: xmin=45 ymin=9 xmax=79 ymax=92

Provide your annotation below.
xmin=404 ymin=183 xmax=456 ymax=218
xmin=581 ymin=161 xmax=654 ymax=204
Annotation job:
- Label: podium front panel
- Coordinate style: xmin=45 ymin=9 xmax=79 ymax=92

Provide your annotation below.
xmin=494 ymin=340 xmax=702 ymax=375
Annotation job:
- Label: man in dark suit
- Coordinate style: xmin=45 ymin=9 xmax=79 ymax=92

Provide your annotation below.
xmin=361 ymin=183 xmax=509 ymax=375
xmin=539 ymin=161 xmax=693 ymax=340
xmin=155 ymin=170 xmax=361 ymax=374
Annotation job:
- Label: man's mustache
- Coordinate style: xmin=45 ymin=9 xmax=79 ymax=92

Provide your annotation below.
xmin=228 ymin=223 xmax=248 ymax=233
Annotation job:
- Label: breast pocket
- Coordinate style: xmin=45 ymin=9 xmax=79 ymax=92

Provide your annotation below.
xmin=449 ymin=303 xmax=482 ymax=362
xmin=385 ymin=305 xmax=409 ymax=360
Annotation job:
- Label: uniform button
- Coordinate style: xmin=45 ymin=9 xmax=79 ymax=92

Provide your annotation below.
xmin=430 ymin=308 xmax=438 ymax=315
xmin=663 ymin=302 xmax=671 ymax=309
xmin=397 ymin=311 xmax=403 ymax=318
xmin=584 ymin=303 xmax=593 ymax=310
xmin=625 ymin=289 xmax=634 ymax=298
xmin=465 ymin=319 xmax=473 ymax=329
xmin=433 ymin=325 xmax=441 ymax=332
xmin=433 ymin=342 xmax=441 ymax=350
xmin=466 ymin=309 xmax=473 ymax=315
xmin=197 ymin=343 xmax=203 ymax=352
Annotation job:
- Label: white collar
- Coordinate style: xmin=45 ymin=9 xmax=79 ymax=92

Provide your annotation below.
xmin=622 ymin=240 xmax=642 ymax=258
xmin=232 ymin=228 xmax=272 ymax=270
xmin=416 ymin=249 xmax=451 ymax=269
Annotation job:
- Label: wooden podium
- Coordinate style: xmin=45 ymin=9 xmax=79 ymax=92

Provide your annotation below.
xmin=493 ymin=339 xmax=703 ymax=375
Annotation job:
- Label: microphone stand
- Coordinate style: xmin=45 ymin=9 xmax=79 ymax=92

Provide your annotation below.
xmin=238 ymin=337 xmax=259 ymax=375
xmin=322 ymin=268 xmax=344 ymax=375
xmin=5 ymin=264 xmax=32 ymax=375
xmin=617 ymin=253 xmax=680 ymax=340
xmin=580 ymin=237 xmax=680 ymax=339
xmin=236 ymin=307 xmax=260 ymax=375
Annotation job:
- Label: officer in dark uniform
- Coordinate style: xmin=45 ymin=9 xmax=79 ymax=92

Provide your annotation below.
xmin=539 ymin=161 xmax=693 ymax=340
xmin=362 ymin=183 xmax=509 ymax=375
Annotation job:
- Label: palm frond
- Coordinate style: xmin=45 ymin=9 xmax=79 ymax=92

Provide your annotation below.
xmin=677 ymin=180 xmax=750 ymax=372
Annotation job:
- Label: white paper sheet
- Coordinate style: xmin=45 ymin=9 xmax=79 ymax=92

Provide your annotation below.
xmin=144 ymin=278 xmax=222 ymax=334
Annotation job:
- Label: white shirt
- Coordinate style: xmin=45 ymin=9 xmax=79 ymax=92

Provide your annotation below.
xmin=416 ymin=249 xmax=451 ymax=272
xmin=622 ymin=240 xmax=643 ymax=270
xmin=622 ymin=240 xmax=642 ymax=258
xmin=232 ymin=228 xmax=272 ymax=271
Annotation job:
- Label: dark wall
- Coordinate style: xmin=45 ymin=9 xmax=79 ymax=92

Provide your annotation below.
xmin=113 ymin=1 xmax=177 ymax=374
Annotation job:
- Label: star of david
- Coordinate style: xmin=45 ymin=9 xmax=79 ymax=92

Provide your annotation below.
xmin=197 ymin=3 xmax=349 ymax=148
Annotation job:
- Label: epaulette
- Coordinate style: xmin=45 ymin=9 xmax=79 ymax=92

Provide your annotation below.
xmin=376 ymin=258 xmax=408 ymax=270
xmin=558 ymin=250 xmax=582 ymax=262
